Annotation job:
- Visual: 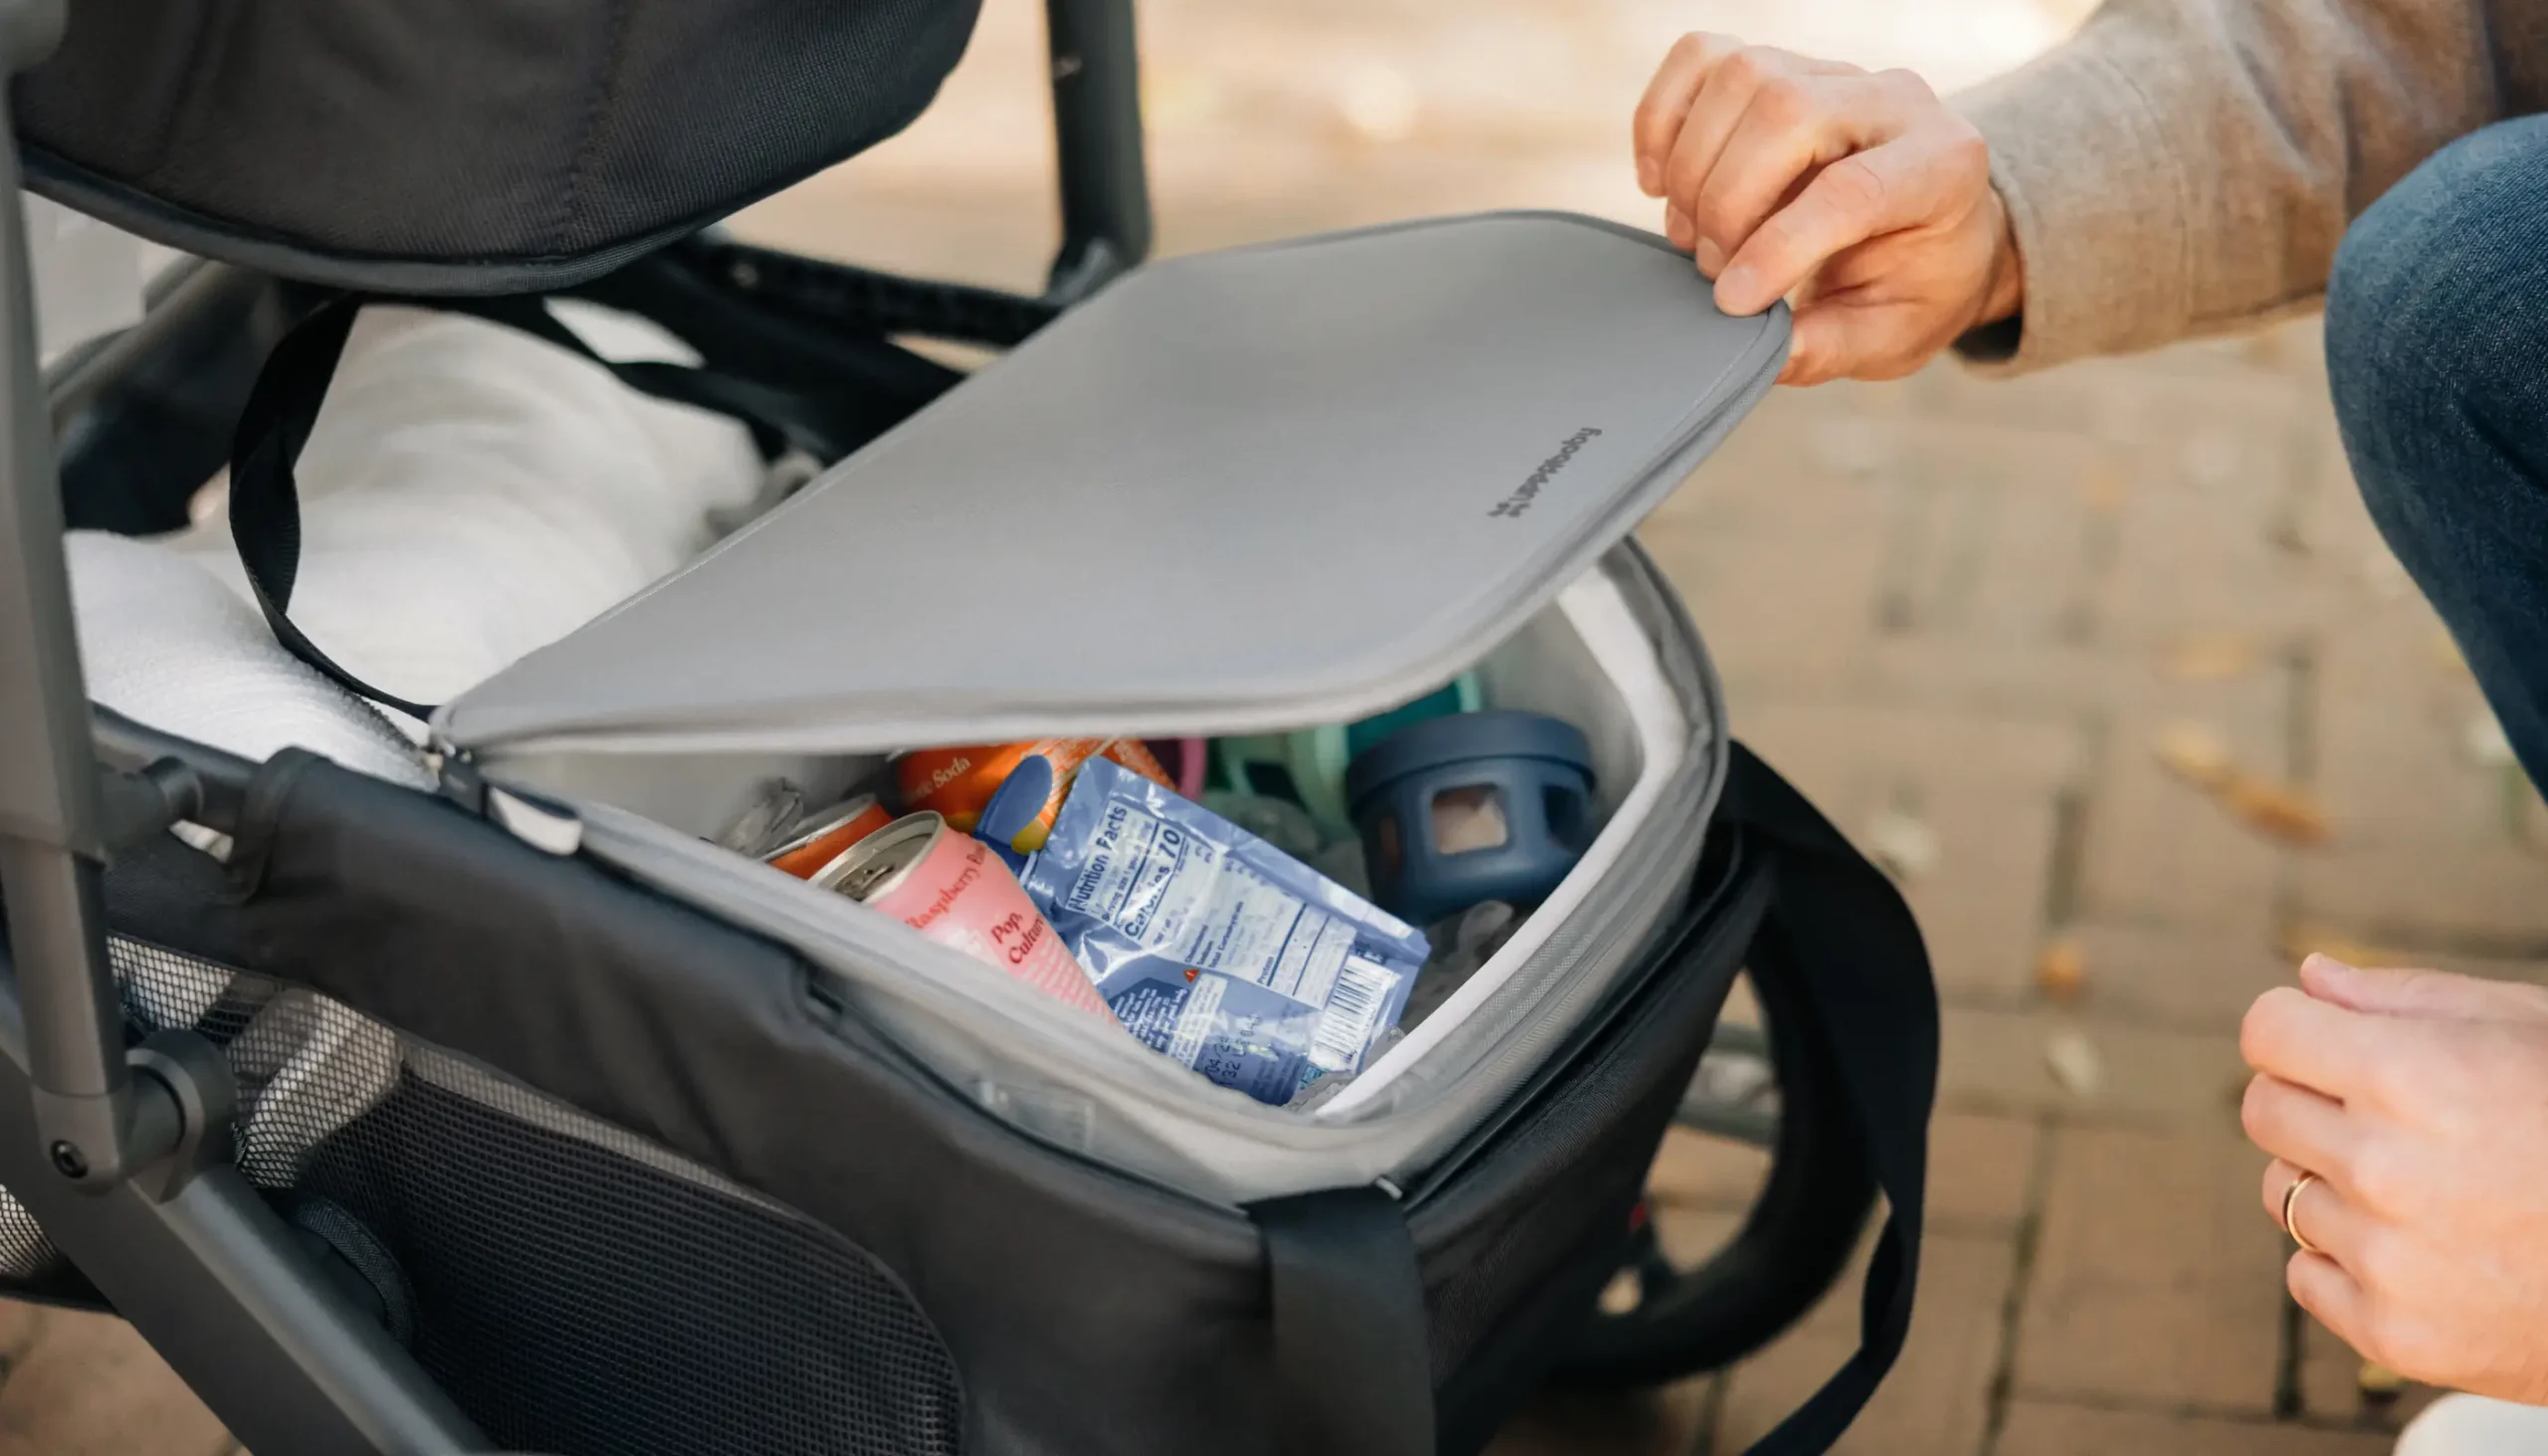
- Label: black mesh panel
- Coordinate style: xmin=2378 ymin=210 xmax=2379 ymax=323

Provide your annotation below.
xmin=0 ymin=1184 xmax=58 ymax=1284
xmin=0 ymin=938 xmax=247 ymax=1289
xmin=0 ymin=937 xmax=964 ymax=1456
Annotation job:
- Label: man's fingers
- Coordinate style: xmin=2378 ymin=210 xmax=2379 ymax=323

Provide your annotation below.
xmin=1634 ymin=33 xmax=1739 ymax=194
xmin=1688 ymin=72 xmax=1922 ymax=282
xmin=2300 ymin=954 xmax=2548 ymax=1024
xmin=2241 ymin=985 xmax=2391 ymax=1102
xmin=1658 ymin=49 xmax=1867 ymax=247
xmin=1779 ymin=303 xmax=1856 ymax=384
xmin=2264 ymin=1156 xmax=2382 ymax=1270
xmin=1664 ymin=203 xmax=1697 ymax=252
xmin=2262 ymin=1157 xmax=2306 ymax=1228
xmin=1778 ymin=298 xmax=1924 ymax=385
xmin=2245 ymin=1086 xmax=2362 ymax=1203
xmin=1661 ymin=52 xmax=1772 ymax=248
xmin=1715 ymin=135 xmax=1974 ymax=315
xmin=2288 ymin=1247 xmax=2378 ymax=1357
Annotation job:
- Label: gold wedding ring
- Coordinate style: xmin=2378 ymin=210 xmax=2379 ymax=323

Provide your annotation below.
xmin=2283 ymin=1171 xmax=2325 ymax=1256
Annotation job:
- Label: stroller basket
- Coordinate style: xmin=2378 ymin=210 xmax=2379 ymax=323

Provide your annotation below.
xmin=0 ymin=5 xmax=1940 ymax=1455
xmin=12 ymin=936 xmax=969 ymax=1456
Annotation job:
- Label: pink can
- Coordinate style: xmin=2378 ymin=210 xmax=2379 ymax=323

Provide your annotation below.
xmin=813 ymin=811 xmax=1110 ymax=1017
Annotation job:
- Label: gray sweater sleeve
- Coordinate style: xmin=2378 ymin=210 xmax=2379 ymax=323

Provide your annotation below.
xmin=1949 ymin=0 xmax=2511 ymax=372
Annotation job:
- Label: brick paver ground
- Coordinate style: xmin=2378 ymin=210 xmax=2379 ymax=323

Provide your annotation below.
xmin=10 ymin=0 xmax=2545 ymax=1451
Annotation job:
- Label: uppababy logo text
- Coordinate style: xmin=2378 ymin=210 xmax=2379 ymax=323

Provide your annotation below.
xmin=1488 ymin=428 xmax=1602 ymax=519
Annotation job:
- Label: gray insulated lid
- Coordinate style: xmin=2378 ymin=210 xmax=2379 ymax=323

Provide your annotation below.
xmin=435 ymin=211 xmax=1789 ymax=757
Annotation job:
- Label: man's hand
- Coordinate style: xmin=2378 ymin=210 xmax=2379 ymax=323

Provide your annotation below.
xmin=2242 ymin=955 xmax=2548 ymax=1402
xmin=1631 ymin=34 xmax=2022 ymax=384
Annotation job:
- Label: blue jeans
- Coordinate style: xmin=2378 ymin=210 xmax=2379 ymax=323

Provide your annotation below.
xmin=2327 ymin=114 xmax=2548 ymax=792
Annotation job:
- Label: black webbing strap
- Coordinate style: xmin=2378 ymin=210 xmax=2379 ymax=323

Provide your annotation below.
xmin=226 ymin=293 xmax=849 ymax=721
xmin=1246 ymin=744 xmax=1935 ymax=1456
xmin=1252 ymin=1185 xmax=1435 ymax=1456
xmin=1719 ymin=740 xmax=1938 ymax=1455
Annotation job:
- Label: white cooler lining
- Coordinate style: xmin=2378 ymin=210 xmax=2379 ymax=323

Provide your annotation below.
xmin=1318 ymin=569 xmax=1689 ymax=1115
xmin=557 ymin=555 xmax=1713 ymax=1201
xmin=515 ymin=566 xmax=1687 ymax=1140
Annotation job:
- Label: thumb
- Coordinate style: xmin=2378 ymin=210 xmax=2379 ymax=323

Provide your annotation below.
xmin=2300 ymin=954 xmax=2548 ymax=1022
xmin=1779 ymin=299 xmax=1924 ymax=386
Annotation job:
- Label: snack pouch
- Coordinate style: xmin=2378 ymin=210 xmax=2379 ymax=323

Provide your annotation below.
xmin=1020 ymin=757 xmax=1429 ymax=1104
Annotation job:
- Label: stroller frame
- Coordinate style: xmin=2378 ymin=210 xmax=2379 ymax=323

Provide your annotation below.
xmin=0 ymin=2 xmax=1156 ymax=1450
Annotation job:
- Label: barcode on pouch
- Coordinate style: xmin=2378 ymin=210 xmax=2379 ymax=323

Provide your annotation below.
xmin=1309 ymin=954 xmax=1397 ymax=1071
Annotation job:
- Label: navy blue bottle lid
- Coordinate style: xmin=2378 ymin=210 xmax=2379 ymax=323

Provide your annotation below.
xmin=1345 ymin=710 xmax=1595 ymax=809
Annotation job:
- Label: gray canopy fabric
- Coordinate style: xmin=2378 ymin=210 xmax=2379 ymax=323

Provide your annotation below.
xmin=12 ymin=0 xmax=981 ymax=293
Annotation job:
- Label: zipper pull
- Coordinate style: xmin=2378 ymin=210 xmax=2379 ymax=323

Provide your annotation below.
xmin=428 ymin=741 xmax=487 ymax=816
xmin=428 ymin=744 xmax=583 ymax=857
xmin=487 ymin=785 xmax=585 ymax=857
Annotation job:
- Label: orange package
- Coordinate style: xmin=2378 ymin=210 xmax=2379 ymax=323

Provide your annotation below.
xmin=895 ymin=738 xmax=1175 ymax=851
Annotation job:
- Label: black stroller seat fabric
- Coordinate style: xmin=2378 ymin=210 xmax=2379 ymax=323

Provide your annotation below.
xmin=13 ymin=0 xmax=982 ymax=292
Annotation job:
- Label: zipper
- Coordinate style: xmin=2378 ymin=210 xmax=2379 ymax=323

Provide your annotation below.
xmin=482 ymin=543 xmax=1726 ymax=1205
xmin=432 ymin=744 xmax=585 ymax=857
xmin=1389 ymin=743 xmax=1711 ymax=1096
xmin=572 ymin=772 xmax=1707 ymax=1214
xmin=427 ymin=741 xmax=482 ymax=812
xmin=1399 ymin=836 xmax=1761 ymax=1206
xmin=1307 ymin=541 xmax=1724 ymax=1119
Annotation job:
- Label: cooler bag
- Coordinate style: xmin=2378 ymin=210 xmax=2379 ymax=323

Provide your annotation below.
xmin=0 ymin=7 xmax=1940 ymax=1455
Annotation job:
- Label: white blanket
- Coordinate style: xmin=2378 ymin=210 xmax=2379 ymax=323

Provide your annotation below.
xmin=76 ymin=302 xmax=766 ymax=784
xmin=67 ymin=530 xmax=435 ymax=790
xmin=170 ymin=303 xmax=765 ymax=738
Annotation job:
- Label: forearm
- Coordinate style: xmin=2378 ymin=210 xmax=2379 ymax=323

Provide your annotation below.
xmin=1952 ymin=0 xmax=2501 ymax=372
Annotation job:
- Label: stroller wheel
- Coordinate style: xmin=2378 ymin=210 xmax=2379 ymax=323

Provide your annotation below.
xmin=1555 ymin=964 xmax=1876 ymax=1388
xmin=278 ymin=1193 xmax=419 ymax=1349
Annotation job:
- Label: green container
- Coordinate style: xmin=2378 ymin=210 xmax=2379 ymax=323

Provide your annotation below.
xmin=1208 ymin=674 xmax=1481 ymax=842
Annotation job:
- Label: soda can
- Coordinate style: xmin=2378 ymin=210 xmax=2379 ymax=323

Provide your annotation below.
xmin=760 ymin=793 xmax=894 ymax=879
xmin=894 ymin=738 xmax=1174 ymax=851
xmin=814 ymin=812 xmax=1110 ymax=1017
xmin=715 ymin=779 xmax=806 ymax=856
